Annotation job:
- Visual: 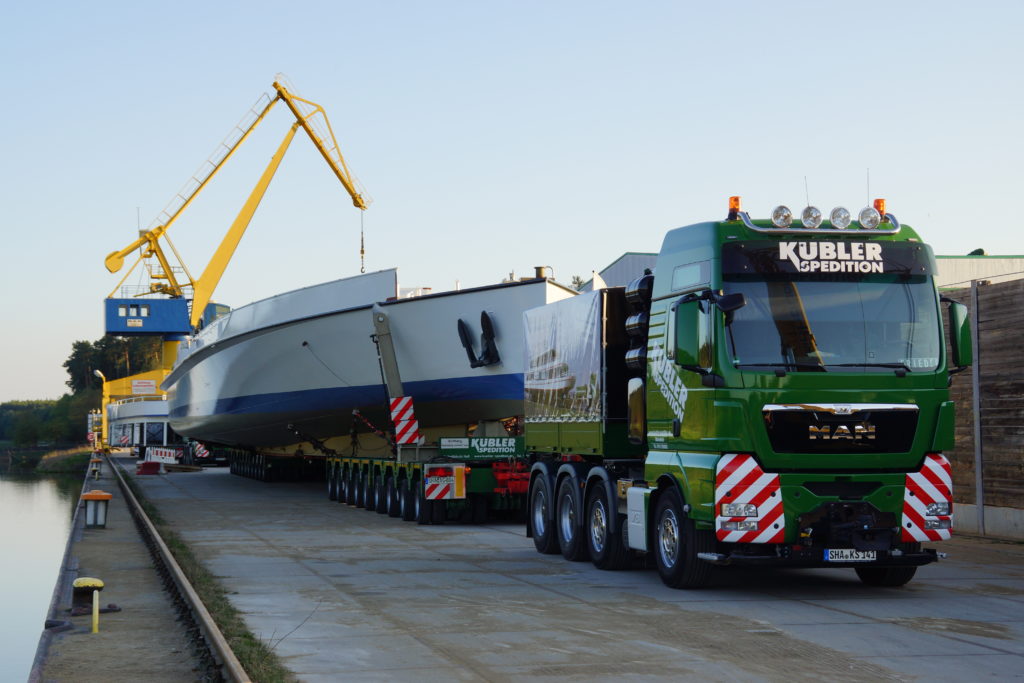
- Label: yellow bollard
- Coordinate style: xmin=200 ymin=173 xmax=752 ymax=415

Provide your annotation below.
xmin=92 ymin=589 xmax=99 ymax=633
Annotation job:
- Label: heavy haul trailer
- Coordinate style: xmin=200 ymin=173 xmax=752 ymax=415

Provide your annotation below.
xmin=326 ymin=428 xmax=529 ymax=524
xmin=525 ymin=197 xmax=973 ymax=588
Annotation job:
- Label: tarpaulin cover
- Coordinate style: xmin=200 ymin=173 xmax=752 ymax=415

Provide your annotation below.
xmin=523 ymin=290 xmax=603 ymax=422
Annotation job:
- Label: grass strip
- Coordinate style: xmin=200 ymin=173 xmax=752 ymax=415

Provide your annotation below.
xmin=121 ymin=472 xmax=296 ymax=683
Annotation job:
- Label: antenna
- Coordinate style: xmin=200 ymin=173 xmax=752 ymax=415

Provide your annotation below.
xmin=866 ymin=168 xmax=871 ymax=203
xmin=804 ymin=176 xmax=810 ymax=206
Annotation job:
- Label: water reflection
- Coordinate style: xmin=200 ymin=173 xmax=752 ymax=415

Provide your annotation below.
xmin=0 ymin=471 xmax=80 ymax=682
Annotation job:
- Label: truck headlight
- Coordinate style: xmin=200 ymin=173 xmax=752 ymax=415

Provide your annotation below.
xmin=925 ymin=502 xmax=951 ymax=516
xmin=721 ymin=503 xmax=758 ymax=517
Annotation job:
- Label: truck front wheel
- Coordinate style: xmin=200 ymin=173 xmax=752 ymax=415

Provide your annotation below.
xmin=653 ymin=488 xmax=713 ymax=589
xmin=529 ymin=474 xmax=560 ymax=554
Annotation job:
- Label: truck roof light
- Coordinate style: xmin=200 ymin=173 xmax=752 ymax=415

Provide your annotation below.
xmin=830 ymin=206 xmax=851 ymax=229
xmin=801 ymin=206 xmax=823 ymax=229
xmin=771 ymin=205 xmax=793 ymax=228
xmin=858 ymin=206 xmax=882 ymax=229
xmin=724 ymin=196 xmax=741 ymax=220
xmin=873 ymin=198 xmax=887 ymax=217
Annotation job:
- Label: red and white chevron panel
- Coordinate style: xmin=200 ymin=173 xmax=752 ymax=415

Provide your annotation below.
xmin=194 ymin=443 xmax=209 ymax=459
xmin=714 ymin=453 xmax=785 ymax=543
xmin=901 ymin=453 xmax=953 ymax=542
xmin=390 ymin=396 xmax=421 ymax=445
xmin=119 ymin=433 xmax=130 ymax=445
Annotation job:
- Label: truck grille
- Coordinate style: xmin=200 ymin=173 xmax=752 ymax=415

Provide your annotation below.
xmin=762 ymin=403 xmax=918 ymax=454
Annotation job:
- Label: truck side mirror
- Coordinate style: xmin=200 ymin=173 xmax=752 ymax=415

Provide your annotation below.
xmin=716 ymin=292 xmax=746 ymax=313
xmin=947 ymin=300 xmax=973 ymax=368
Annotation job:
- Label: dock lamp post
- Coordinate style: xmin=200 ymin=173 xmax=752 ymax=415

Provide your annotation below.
xmin=81 ymin=489 xmax=113 ymax=528
xmin=93 ymin=370 xmax=109 ymax=452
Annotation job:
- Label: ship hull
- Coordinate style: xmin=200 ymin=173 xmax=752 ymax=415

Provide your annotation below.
xmin=164 ymin=271 xmax=575 ymax=448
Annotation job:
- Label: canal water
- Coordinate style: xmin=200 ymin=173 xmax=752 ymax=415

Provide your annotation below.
xmin=0 ymin=471 xmax=81 ymax=682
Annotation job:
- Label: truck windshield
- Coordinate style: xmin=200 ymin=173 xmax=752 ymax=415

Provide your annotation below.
xmin=723 ymin=275 xmax=941 ymax=372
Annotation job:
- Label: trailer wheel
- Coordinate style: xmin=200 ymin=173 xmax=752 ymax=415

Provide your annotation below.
xmin=399 ymin=477 xmax=415 ymax=521
xmin=344 ymin=467 xmax=357 ymax=505
xmin=364 ymin=471 xmax=377 ymax=512
xmin=529 ymin=474 xmax=560 ymax=554
xmin=376 ymin=475 xmax=390 ymax=515
xmin=355 ymin=469 xmax=366 ymax=508
xmin=653 ymin=488 xmax=713 ymax=589
xmin=327 ymin=464 xmax=338 ymax=501
xmin=586 ymin=480 xmax=630 ymax=570
xmin=556 ymin=477 xmax=588 ymax=561
xmin=416 ymin=481 xmax=433 ymax=525
xmin=385 ymin=476 xmax=401 ymax=517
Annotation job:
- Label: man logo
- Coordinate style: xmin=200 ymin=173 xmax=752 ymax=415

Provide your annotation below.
xmin=809 ymin=424 xmax=876 ymax=440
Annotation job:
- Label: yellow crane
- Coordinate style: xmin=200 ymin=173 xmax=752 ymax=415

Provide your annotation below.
xmin=104 ymin=76 xmax=370 ymax=332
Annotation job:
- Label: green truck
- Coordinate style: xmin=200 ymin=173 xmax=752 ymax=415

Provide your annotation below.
xmin=525 ymin=197 xmax=972 ymax=588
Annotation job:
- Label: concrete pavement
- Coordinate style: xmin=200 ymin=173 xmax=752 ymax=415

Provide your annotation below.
xmin=129 ymin=460 xmax=1024 ymax=682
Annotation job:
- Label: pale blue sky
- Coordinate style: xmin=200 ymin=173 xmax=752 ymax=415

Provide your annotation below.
xmin=1 ymin=1 xmax=1021 ymax=402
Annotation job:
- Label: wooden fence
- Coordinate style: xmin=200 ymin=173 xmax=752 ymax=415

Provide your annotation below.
xmin=944 ymin=277 xmax=1024 ymax=529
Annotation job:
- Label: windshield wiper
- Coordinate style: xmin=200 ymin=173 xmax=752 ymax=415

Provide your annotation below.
xmin=734 ymin=362 xmax=827 ymax=375
xmin=829 ymin=362 xmax=911 ymax=375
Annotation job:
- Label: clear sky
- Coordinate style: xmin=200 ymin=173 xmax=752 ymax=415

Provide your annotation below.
xmin=1 ymin=1 xmax=1022 ymax=402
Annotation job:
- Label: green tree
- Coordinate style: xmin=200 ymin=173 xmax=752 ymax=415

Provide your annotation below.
xmin=13 ymin=411 xmax=42 ymax=446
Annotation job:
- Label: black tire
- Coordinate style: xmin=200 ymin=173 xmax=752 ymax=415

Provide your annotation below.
xmin=355 ymin=469 xmax=366 ymax=508
xmin=364 ymin=471 xmax=377 ymax=512
xmin=556 ymin=477 xmax=588 ymax=561
xmin=385 ymin=476 xmax=401 ymax=517
xmin=586 ymin=479 xmax=631 ymax=570
xmin=653 ymin=487 xmax=714 ymax=589
xmin=416 ymin=481 xmax=432 ymax=525
xmin=327 ymin=464 xmax=338 ymax=501
xmin=399 ymin=477 xmax=416 ymax=521
xmin=529 ymin=474 xmax=560 ymax=554
xmin=855 ymin=565 xmax=918 ymax=587
xmin=376 ymin=475 xmax=390 ymax=515
xmin=344 ymin=467 xmax=357 ymax=505
xmin=855 ymin=543 xmax=921 ymax=587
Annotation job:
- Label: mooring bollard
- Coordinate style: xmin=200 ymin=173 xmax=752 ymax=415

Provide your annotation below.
xmin=71 ymin=577 xmax=105 ymax=633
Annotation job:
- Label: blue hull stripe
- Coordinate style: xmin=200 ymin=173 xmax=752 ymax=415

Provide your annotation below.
xmin=170 ymin=374 xmax=524 ymax=419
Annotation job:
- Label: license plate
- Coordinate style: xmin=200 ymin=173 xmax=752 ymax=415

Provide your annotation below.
xmin=825 ymin=549 xmax=877 ymax=562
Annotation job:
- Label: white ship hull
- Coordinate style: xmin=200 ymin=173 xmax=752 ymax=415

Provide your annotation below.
xmin=163 ymin=270 xmax=576 ymax=448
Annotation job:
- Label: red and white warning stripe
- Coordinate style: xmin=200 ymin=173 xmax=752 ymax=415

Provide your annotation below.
xmin=194 ymin=443 xmax=209 ymax=459
xmin=119 ymin=433 xmax=130 ymax=445
xmin=390 ymin=396 xmax=421 ymax=445
xmin=714 ymin=453 xmax=785 ymax=544
xmin=901 ymin=453 xmax=953 ymax=542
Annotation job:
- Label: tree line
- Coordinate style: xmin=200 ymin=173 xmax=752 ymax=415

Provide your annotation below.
xmin=2 ymin=336 xmax=162 ymax=447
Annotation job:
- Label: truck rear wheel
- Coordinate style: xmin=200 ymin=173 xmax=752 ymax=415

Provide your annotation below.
xmin=556 ymin=477 xmax=588 ymax=561
xmin=586 ymin=480 xmax=630 ymax=570
xmin=529 ymin=474 xmax=560 ymax=554
xmin=344 ymin=467 xmax=357 ymax=505
xmin=653 ymin=488 xmax=713 ymax=589
xmin=355 ymin=469 xmax=366 ymax=508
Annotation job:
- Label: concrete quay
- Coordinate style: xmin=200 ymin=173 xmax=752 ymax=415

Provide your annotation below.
xmin=124 ymin=459 xmax=1024 ymax=682
xmin=32 ymin=459 xmax=203 ymax=682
